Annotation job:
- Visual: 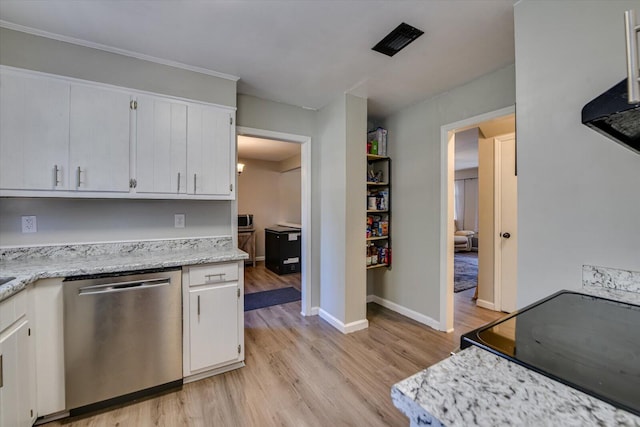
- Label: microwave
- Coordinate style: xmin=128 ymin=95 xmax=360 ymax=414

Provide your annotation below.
xmin=238 ymin=214 xmax=254 ymax=228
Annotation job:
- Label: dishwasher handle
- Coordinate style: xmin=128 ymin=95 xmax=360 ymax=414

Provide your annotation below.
xmin=78 ymin=277 xmax=172 ymax=296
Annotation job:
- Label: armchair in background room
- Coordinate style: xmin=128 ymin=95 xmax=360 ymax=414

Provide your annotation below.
xmin=454 ymin=220 xmax=475 ymax=252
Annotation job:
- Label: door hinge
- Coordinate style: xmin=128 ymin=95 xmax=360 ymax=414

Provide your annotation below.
xmin=129 ymin=178 xmax=137 ymax=188
xmin=130 ymin=100 xmax=138 ymax=110
xmin=237 ymin=344 xmax=241 ymax=354
xmin=237 ymin=288 xmax=240 ymax=298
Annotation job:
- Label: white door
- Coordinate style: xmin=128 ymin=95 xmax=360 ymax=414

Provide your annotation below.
xmin=0 ymin=70 xmax=70 ymax=190
xmin=186 ymin=104 xmax=233 ymax=197
xmin=188 ymin=283 xmax=239 ymax=372
xmin=0 ymin=320 xmax=34 ymax=427
xmin=495 ymin=134 xmax=517 ymax=312
xmin=69 ymin=85 xmax=131 ymax=192
xmin=135 ymin=95 xmax=187 ymax=194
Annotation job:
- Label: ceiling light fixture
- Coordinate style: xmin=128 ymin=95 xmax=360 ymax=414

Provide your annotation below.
xmin=372 ymin=22 xmax=424 ymax=57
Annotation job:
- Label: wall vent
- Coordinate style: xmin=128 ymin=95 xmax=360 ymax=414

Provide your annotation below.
xmin=372 ymin=22 xmax=424 ymax=57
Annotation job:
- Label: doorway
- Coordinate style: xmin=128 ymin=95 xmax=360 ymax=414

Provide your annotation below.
xmin=235 ymin=126 xmax=312 ymax=316
xmin=440 ymin=106 xmax=516 ymax=332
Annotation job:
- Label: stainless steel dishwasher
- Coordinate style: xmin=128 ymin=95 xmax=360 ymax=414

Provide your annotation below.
xmin=63 ymin=268 xmax=182 ymax=414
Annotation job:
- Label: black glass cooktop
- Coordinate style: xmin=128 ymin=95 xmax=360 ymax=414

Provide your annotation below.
xmin=461 ymin=291 xmax=640 ymax=416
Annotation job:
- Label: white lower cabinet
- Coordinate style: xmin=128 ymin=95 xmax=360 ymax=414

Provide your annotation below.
xmin=183 ymin=262 xmax=244 ymax=380
xmin=0 ymin=288 xmax=36 ymax=427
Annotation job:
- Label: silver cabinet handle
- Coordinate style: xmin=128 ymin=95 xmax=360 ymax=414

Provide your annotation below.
xmin=205 ymin=273 xmax=226 ymax=283
xmin=0 ymin=354 xmax=3 ymax=388
xmin=177 ymin=172 xmax=181 ymax=193
xmin=76 ymin=166 xmax=83 ymax=188
xmin=193 ymin=174 xmax=197 ymax=194
xmin=53 ymin=165 xmax=61 ymax=187
xmin=197 ymin=295 xmax=200 ymax=316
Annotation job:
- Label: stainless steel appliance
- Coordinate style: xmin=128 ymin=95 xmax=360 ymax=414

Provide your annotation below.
xmin=63 ymin=268 xmax=182 ymax=414
xmin=237 ymin=213 xmax=254 ymax=229
xmin=461 ymin=291 xmax=640 ymax=416
xmin=581 ymin=10 xmax=640 ymax=154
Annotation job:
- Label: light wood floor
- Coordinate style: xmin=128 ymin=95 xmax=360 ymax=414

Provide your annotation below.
xmin=47 ymin=265 xmax=501 ymax=427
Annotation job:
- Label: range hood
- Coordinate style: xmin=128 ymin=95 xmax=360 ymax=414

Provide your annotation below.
xmin=581 ymin=79 xmax=640 ymax=154
xmin=581 ymin=9 xmax=640 ymax=155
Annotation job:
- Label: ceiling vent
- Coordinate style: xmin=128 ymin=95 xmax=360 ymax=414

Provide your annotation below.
xmin=372 ymin=22 xmax=424 ymax=57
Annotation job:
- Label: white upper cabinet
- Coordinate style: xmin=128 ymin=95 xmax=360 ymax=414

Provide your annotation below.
xmin=0 ymin=67 xmax=236 ymax=200
xmin=187 ymin=104 xmax=235 ymax=199
xmin=0 ymin=70 xmax=70 ymax=191
xmin=135 ymin=95 xmax=187 ymax=194
xmin=69 ymin=84 xmax=131 ymax=192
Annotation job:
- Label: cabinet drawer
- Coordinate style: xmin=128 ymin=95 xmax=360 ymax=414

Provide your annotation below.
xmin=188 ymin=263 xmax=238 ymax=286
xmin=0 ymin=289 xmax=27 ymax=333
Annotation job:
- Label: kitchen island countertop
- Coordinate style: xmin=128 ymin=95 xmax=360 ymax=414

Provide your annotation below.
xmin=0 ymin=236 xmax=248 ymax=303
xmin=392 ymin=284 xmax=640 ymax=426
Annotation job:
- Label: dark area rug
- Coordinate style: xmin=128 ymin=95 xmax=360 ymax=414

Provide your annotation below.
xmin=244 ymin=287 xmax=301 ymax=311
xmin=455 ymin=252 xmax=478 ymax=293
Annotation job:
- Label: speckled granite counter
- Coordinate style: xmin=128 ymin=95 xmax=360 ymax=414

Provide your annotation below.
xmin=0 ymin=236 xmax=248 ymax=303
xmin=392 ymin=265 xmax=640 ymax=426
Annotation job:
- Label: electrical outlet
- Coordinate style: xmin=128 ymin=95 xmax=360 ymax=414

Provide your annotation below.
xmin=22 ymin=216 xmax=37 ymax=233
xmin=174 ymin=214 xmax=185 ymax=229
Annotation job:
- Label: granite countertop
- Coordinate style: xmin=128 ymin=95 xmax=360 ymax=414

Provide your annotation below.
xmin=0 ymin=236 xmax=248 ymax=303
xmin=392 ymin=266 xmax=640 ymax=426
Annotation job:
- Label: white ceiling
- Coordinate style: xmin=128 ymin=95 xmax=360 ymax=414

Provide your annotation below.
xmin=238 ymin=136 xmax=300 ymax=162
xmin=0 ymin=0 xmax=515 ymax=118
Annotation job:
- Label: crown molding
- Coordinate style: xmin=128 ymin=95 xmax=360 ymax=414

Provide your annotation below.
xmin=0 ymin=20 xmax=240 ymax=82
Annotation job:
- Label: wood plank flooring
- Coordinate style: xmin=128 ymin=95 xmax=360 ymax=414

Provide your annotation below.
xmin=46 ymin=264 xmax=501 ymax=427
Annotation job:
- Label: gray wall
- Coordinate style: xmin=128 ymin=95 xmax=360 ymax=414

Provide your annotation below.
xmin=0 ymin=28 xmax=237 ymax=247
xmin=0 ymin=28 xmax=236 ymax=107
xmin=514 ymin=0 xmax=640 ymax=306
xmin=0 ymin=198 xmax=231 ymax=246
xmin=318 ymin=95 xmax=347 ymax=319
xmin=372 ymin=64 xmax=516 ymax=323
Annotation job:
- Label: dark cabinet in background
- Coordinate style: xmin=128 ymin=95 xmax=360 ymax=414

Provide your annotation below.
xmin=265 ymin=225 xmax=301 ymax=275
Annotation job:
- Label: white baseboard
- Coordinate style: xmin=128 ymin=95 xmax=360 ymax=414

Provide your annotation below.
xmin=367 ymin=294 xmax=442 ymax=331
xmin=255 ymin=255 xmax=265 ymax=262
xmin=476 ymin=299 xmax=495 ymax=311
xmin=319 ymin=309 xmax=369 ymax=334
xmin=302 ymin=306 xmax=320 ymax=316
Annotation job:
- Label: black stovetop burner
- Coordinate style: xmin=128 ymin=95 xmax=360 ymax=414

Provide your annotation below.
xmin=461 ymin=291 xmax=640 ymax=416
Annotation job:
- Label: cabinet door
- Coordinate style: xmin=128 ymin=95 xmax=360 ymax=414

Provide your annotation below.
xmin=0 ymin=321 xmax=35 ymax=427
xmin=186 ymin=104 xmax=234 ymax=198
xmin=0 ymin=70 xmax=70 ymax=191
xmin=69 ymin=85 xmax=131 ymax=192
xmin=189 ymin=283 xmax=239 ymax=372
xmin=135 ymin=95 xmax=187 ymax=194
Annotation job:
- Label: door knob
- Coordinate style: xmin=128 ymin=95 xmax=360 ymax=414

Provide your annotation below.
xmin=501 ymin=232 xmax=511 ymax=239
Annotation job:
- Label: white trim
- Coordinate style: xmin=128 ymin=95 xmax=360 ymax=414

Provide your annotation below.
xmin=306 ymin=306 xmax=320 ymax=316
xmin=255 ymin=256 xmax=266 ymax=262
xmin=476 ymin=299 xmax=496 ymax=311
xmin=318 ymin=309 xmax=369 ymax=334
xmin=0 ymin=21 xmax=240 ymax=82
xmin=367 ymin=295 xmax=443 ymax=331
xmin=493 ymin=137 xmax=503 ymax=313
xmin=439 ymin=105 xmax=516 ymax=332
xmin=235 ymin=126 xmax=313 ymax=317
